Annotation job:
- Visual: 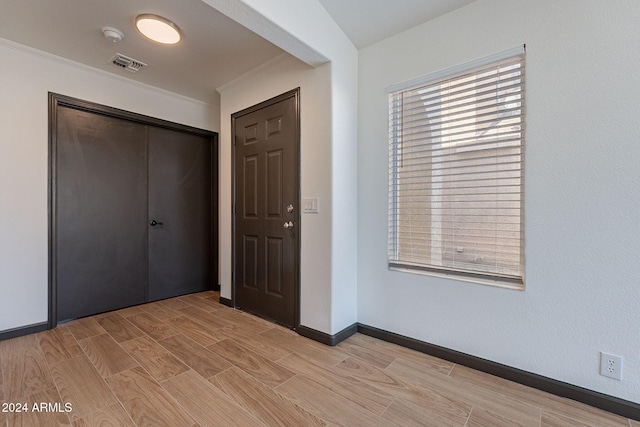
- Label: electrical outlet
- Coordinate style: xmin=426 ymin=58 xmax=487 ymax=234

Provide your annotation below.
xmin=600 ymin=352 xmax=623 ymax=380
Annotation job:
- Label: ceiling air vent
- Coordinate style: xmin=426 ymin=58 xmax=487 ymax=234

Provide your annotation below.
xmin=110 ymin=53 xmax=147 ymax=73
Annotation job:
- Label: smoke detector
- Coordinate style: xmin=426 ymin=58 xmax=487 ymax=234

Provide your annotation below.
xmin=110 ymin=53 xmax=147 ymax=73
xmin=102 ymin=26 xmax=124 ymax=43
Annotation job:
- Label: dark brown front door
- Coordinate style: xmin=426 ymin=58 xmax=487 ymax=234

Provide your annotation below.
xmin=233 ymin=89 xmax=299 ymax=328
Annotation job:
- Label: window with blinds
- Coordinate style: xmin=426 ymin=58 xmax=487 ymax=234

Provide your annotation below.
xmin=388 ymin=47 xmax=525 ymax=286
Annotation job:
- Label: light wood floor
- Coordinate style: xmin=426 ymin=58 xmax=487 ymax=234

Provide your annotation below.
xmin=0 ymin=291 xmax=635 ymax=427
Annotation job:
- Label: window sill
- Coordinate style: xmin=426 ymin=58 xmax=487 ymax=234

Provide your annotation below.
xmin=389 ymin=264 xmax=525 ymax=291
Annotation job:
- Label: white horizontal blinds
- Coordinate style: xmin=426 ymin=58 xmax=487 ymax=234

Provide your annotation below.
xmin=389 ymin=49 xmax=525 ymax=282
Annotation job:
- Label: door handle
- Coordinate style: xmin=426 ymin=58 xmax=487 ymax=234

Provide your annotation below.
xmin=150 ymin=220 xmax=163 ymax=227
xmin=283 ymin=221 xmax=294 ymax=230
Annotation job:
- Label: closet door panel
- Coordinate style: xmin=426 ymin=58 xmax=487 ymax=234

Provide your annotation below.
xmin=147 ymin=127 xmax=212 ymax=301
xmin=56 ymin=107 xmax=147 ymax=321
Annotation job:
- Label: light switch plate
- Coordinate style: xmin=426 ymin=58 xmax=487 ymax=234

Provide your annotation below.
xmin=303 ymin=197 xmax=319 ymax=213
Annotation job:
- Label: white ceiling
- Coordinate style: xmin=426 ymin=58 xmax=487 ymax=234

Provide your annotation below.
xmin=318 ymin=0 xmax=477 ymax=49
xmin=0 ymin=0 xmax=476 ymax=103
xmin=0 ymin=0 xmax=284 ymax=103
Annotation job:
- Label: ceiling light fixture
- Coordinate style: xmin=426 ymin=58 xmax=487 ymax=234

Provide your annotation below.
xmin=135 ymin=14 xmax=182 ymax=45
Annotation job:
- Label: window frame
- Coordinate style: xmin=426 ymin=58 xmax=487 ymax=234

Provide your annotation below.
xmin=387 ymin=46 xmax=526 ymax=289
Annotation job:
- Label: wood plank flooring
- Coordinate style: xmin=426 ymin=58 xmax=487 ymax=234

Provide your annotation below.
xmin=0 ymin=291 xmax=635 ymax=426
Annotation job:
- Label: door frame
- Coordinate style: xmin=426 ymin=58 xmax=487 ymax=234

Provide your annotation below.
xmin=48 ymin=92 xmax=219 ymax=328
xmin=231 ymin=88 xmax=301 ymax=330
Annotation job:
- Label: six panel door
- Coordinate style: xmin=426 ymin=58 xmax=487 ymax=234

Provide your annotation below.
xmin=234 ymin=91 xmax=299 ymax=327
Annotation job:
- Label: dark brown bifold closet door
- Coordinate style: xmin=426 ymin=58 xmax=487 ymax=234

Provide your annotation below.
xmin=147 ymin=126 xmax=211 ymax=301
xmin=55 ymin=105 xmax=212 ymax=322
xmin=56 ymin=106 xmax=148 ymax=321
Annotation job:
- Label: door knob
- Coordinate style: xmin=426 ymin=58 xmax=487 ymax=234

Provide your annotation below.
xmin=283 ymin=221 xmax=294 ymax=230
xmin=150 ymin=220 xmax=163 ymax=226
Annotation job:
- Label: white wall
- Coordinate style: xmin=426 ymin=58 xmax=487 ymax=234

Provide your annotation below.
xmin=217 ymin=54 xmax=335 ymax=332
xmin=210 ymin=0 xmax=359 ymax=334
xmin=0 ymin=40 xmax=219 ymax=332
xmin=358 ymin=0 xmax=640 ymax=403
